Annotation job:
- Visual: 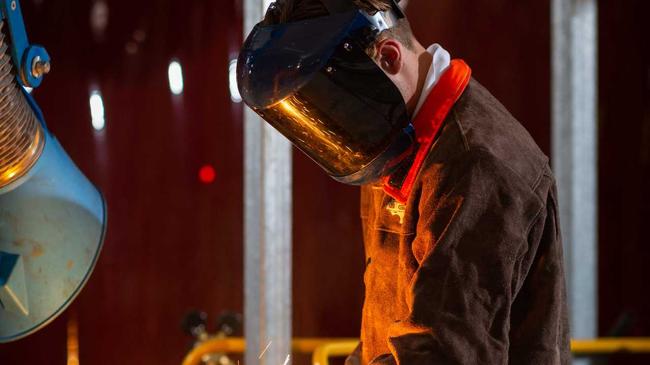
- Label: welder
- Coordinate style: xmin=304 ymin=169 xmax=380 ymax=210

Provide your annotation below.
xmin=237 ymin=0 xmax=570 ymax=363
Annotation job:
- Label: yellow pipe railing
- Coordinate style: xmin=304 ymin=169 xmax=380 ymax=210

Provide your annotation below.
xmin=181 ymin=337 xmax=357 ymax=365
xmin=182 ymin=337 xmax=650 ymax=365
xmin=312 ymin=340 xmax=359 ymax=365
xmin=571 ymin=338 xmax=650 ymax=355
xmin=182 ymin=338 xmax=245 ymax=365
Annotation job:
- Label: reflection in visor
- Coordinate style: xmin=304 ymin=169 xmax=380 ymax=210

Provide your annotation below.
xmin=277 ymin=96 xmax=356 ymax=157
xmin=264 ymin=93 xmax=380 ymax=177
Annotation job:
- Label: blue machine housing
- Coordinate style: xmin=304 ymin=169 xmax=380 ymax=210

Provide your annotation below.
xmin=0 ymin=0 xmax=107 ymax=342
xmin=0 ymin=128 xmax=107 ymax=342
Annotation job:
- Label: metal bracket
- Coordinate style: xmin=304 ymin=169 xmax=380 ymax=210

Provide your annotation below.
xmin=0 ymin=0 xmax=50 ymax=88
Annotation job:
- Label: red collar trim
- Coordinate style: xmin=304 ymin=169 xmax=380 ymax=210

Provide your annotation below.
xmin=382 ymin=59 xmax=472 ymax=203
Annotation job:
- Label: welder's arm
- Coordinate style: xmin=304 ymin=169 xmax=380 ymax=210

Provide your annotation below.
xmin=369 ymin=153 xmax=567 ymax=365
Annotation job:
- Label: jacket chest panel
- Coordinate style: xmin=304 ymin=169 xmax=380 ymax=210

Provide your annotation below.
xmin=361 ymin=185 xmax=416 ymax=236
xmin=360 ymin=185 xmax=419 ymax=313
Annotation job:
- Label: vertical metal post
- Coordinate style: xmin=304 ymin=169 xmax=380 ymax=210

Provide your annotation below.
xmin=551 ymin=0 xmax=598 ymax=356
xmin=243 ymin=1 xmax=293 ymax=364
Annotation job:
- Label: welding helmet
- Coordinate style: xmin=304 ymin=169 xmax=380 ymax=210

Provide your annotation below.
xmin=0 ymin=90 xmax=106 ymax=342
xmin=237 ymin=0 xmax=414 ymax=184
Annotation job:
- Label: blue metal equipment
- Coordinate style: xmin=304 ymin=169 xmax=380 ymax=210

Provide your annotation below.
xmin=0 ymin=0 xmax=106 ymax=342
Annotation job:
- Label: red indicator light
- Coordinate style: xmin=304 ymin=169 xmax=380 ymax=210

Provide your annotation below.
xmin=198 ymin=164 xmax=216 ymax=184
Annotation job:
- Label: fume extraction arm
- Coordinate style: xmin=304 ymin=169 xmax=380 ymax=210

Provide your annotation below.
xmin=0 ymin=0 xmax=106 ymax=342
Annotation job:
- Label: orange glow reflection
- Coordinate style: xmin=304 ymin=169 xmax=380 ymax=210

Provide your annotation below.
xmin=67 ymin=314 xmax=80 ymax=365
xmin=277 ymin=98 xmax=346 ymax=155
xmin=0 ymin=116 xmax=44 ymax=188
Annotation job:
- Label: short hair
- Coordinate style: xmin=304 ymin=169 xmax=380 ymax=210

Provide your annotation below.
xmin=262 ymin=0 xmax=413 ymax=57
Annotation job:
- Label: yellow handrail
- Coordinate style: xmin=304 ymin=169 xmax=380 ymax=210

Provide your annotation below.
xmin=181 ymin=337 xmax=357 ymax=365
xmin=181 ymin=338 xmax=245 ymax=365
xmin=311 ymin=338 xmax=650 ymax=365
xmin=312 ymin=340 xmax=359 ymax=365
xmin=571 ymin=338 xmax=650 ymax=355
xmin=181 ymin=337 xmax=650 ymax=365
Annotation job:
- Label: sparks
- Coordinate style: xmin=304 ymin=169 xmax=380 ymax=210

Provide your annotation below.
xmin=258 ymin=340 xmax=272 ymax=359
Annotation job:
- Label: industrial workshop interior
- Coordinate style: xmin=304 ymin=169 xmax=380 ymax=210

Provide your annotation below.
xmin=0 ymin=0 xmax=649 ymax=364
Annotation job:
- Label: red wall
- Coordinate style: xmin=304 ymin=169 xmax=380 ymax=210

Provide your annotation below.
xmin=1 ymin=1 xmax=648 ymax=364
xmin=597 ymin=1 xmax=650 ymax=363
xmin=406 ymin=0 xmax=551 ymax=154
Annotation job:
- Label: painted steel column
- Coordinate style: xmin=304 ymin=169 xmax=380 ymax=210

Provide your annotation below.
xmin=243 ymin=1 xmax=293 ymax=364
xmin=551 ymin=0 xmax=598 ymax=357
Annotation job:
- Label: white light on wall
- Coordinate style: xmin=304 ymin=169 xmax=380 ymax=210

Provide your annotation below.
xmin=168 ymin=60 xmax=184 ymax=95
xmin=229 ymin=59 xmax=242 ymax=103
xmin=89 ymin=90 xmax=105 ymax=131
xmin=90 ymin=0 xmax=109 ymax=38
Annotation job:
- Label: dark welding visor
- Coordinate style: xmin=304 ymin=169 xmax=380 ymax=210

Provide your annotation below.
xmin=238 ymin=9 xmax=413 ymax=184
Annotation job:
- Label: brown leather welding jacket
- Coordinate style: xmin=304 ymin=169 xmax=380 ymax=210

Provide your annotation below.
xmin=350 ymin=79 xmax=571 ymax=364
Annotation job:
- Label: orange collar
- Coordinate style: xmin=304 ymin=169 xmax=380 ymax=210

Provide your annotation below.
xmin=383 ymin=59 xmax=472 ymax=203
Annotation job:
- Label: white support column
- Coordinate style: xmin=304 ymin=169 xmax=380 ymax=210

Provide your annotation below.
xmin=551 ymin=0 xmax=598 ymax=357
xmin=243 ymin=1 xmax=293 ymax=364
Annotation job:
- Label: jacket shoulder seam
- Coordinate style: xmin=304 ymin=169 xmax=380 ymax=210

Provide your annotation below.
xmin=451 ymin=108 xmax=471 ymax=152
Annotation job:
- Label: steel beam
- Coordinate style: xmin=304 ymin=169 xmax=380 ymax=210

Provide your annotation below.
xmin=551 ymin=0 xmax=598 ymax=359
xmin=243 ymin=0 xmax=293 ymax=364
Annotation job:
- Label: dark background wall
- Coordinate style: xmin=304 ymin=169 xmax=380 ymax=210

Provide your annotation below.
xmin=0 ymin=0 xmax=648 ymax=364
xmin=597 ymin=2 xmax=650 ymax=364
xmin=407 ymin=0 xmax=552 ymax=153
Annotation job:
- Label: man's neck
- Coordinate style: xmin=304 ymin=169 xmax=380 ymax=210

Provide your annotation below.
xmin=406 ymin=45 xmax=433 ymax=117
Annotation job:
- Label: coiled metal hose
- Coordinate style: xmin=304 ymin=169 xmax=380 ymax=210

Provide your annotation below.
xmin=0 ymin=21 xmax=44 ymax=189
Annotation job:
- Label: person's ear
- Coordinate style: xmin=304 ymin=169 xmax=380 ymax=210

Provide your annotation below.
xmin=376 ymin=39 xmax=403 ymax=75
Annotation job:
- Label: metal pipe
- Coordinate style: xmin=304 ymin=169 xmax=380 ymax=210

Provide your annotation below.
xmin=242 ymin=0 xmax=293 ymax=364
xmin=551 ymin=3 xmax=598 ymax=365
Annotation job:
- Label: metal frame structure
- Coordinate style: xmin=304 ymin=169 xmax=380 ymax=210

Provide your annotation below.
xmin=243 ymin=0 xmax=293 ymax=364
xmin=551 ymin=0 xmax=599 ymax=362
